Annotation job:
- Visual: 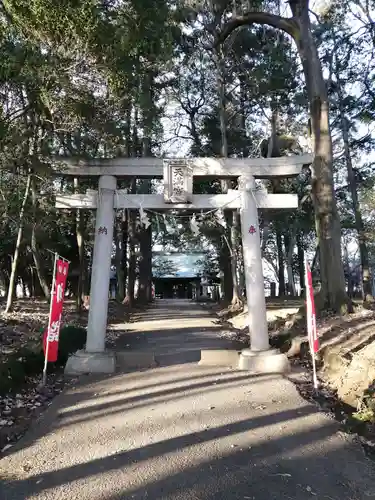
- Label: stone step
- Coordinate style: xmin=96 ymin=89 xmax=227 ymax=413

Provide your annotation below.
xmin=116 ymin=351 xmax=157 ymax=371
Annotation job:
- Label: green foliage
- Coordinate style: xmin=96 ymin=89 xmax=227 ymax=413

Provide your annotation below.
xmin=353 ymin=381 xmax=375 ymax=423
xmin=153 ymin=257 xmax=178 ymax=278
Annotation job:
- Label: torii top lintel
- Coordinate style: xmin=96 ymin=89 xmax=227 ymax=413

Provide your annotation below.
xmin=52 ymin=154 xmax=313 ymax=179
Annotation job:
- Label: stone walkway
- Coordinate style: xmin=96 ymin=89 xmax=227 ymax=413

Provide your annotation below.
xmin=1 ymin=300 xmax=375 ymax=499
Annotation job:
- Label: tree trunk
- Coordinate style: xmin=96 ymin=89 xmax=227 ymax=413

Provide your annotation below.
xmin=30 ymin=266 xmax=35 ymax=298
xmin=124 ymin=178 xmax=137 ymax=307
xmin=219 ymin=245 xmax=233 ymax=303
xmin=122 ymin=209 xmax=128 ymax=296
xmin=230 ymin=210 xmax=242 ymax=307
xmin=74 ymin=177 xmax=86 ymax=310
xmin=30 ymin=174 xmax=50 ymax=298
xmin=114 ymin=215 xmax=124 ymax=302
xmin=125 ymin=103 xmax=132 ymax=158
xmin=137 ymin=179 xmax=152 ymax=305
xmin=311 ymin=244 xmax=319 ymax=273
xmin=276 ymin=229 xmax=285 ymax=297
xmin=214 ymin=44 xmax=239 ymax=305
xmin=262 ymin=103 xmax=279 ymax=253
xmin=23 ymin=268 xmax=33 ymax=298
xmin=297 ymin=234 xmax=305 ymax=295
xmin=125 ymin=208 xmax=137 ymax=306
xmin=115 ymin=210 xmax=126 ymax=302
xmin=291 ymin=3 xmax=349 ymax=311
xmin=190 ymin=113 xmax=202 ymax=155
xmin=239 ymin=74 xmax=249 ymax=157
xmin=5 ymin=173 xmax=31 ymax=313
xmin=284 ymin=231 xmax=297 ymax=297
xmin=135 ymin=69 xmax=154 ymax=305
xmin=343 ymin=244 xmax=353 ymax=298
xmin=335 ymin=68 xmax=372 ymax=302
xmin=31 ymin=267 xmax=45 ymax=297
xmin=219 ymin=3 xmax=349 ymax=312
xmin=138 ymin=224 xmax=152 ymax=304
xmin=0 ymin=269 xmax=9 ymax=297
xmin=137 ymin=183 xmax=153 ymax=305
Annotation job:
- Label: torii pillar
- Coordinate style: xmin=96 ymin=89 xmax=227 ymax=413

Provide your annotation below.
xmin=65 ymin=175 xmax=117 ymax=374
xmin=237 ymin=174 xmax=289 ymax=373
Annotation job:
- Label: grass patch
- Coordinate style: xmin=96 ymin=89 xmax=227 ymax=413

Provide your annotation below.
xmin=353 ymin=381 xmax=375 ymax=423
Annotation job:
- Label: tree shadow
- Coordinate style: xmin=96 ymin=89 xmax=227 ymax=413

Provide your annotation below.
xmin=0 ymin=404 xmax=343 ymax=499
xmin=54 ymin=374 xmax=271 ymax=428
xmin=102 ymin=437 xmax=373 ymax=500
xmin=3 ymin=407 xmax=373 ymax=499
xmin=1 ymin=369 xmax=269 ymax=458
xmin=115 ymin=326 xmax=244 ymax=356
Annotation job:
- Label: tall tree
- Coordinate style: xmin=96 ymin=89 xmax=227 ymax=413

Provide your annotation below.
xmin=218 ymin=0 xmax=350 ymax=312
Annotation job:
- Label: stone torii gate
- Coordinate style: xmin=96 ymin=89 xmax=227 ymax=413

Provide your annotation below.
xmin=54 ymin=154 xmax=312 ymax=374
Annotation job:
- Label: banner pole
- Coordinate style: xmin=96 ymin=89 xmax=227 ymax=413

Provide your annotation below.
xmin=42 ymin=252 xmax=58 ymax=386
xmin=46 ymin=249 xmax=71 ymax=263
xmin=311 ymin=350 xmax=318 ymax=390
xmin=305 ymin=256 xmax=319 ymax=391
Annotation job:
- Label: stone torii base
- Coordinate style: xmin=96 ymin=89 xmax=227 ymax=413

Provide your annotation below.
xmin=54 ymin=155 xmax=312 ymax=376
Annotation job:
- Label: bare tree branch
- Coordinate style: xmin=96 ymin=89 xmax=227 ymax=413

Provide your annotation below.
xmin=216 ymin=11 xmax=298 ymax=46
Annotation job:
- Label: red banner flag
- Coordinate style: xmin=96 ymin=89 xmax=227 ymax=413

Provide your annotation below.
xmin=43 ymin=259 xmax=69 ymax=362
xmin=305 ymin=259 xmax=319 ymax=354
xmin=305 ymin=257 xmax=319 ymax=389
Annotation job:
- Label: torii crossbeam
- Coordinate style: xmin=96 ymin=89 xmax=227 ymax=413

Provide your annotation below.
xmin=52 ymin=154 xmax=312 ymax=178
xmin=56 ymin=190 xmax=299 ymax=211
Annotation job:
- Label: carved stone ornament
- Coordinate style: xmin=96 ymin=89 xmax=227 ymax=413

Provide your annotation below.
xmin=163 ymin=159 xmax=193 ymax=203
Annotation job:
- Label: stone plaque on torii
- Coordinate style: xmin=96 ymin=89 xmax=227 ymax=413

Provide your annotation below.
xmin=53 ymin=154 xmax=313 ymax=375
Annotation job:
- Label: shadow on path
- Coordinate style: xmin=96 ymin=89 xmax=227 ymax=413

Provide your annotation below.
xmin=1 ymin=405 xmax=340 ymax=499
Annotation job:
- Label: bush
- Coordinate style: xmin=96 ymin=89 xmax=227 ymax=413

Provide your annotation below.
xmin=0 ymin=324 xmax=87 ymax=395
xmin=56 ymin=325 xmax=87 ymax=365
xmin=17 ymin=347 xmax=46 ymax=376
xmin=353 ymin=380 xmax=375 ymax=423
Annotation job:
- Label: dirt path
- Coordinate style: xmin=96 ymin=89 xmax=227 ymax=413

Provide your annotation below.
xmin=113 ymin=299 xmax=244 ymax=366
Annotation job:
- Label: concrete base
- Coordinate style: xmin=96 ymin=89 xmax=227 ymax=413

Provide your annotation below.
xmin=199 ymin=349 xmax=240 ymax=368
xmin=116 ymin=351 xmax=157 ymax=371
xmin=238 ymin=348 xmax=290 ymax=374
xmin=64 ymin=350 xmax=116 ymax=375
